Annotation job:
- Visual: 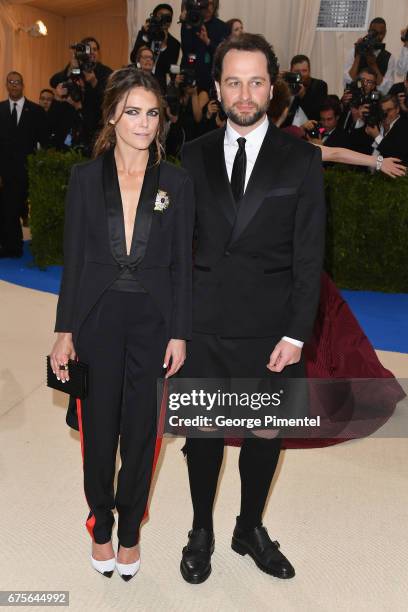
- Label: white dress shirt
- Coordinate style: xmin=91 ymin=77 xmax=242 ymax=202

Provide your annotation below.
xmin=343 ymin=47 xmax=395 ymax=95
xmin=8 ymin=96 xmax=25 ymax=124
xmin=223 ymin=117 xmax=304 ymax=349
xmin=396 ymin=46 xmax=408 ymax=77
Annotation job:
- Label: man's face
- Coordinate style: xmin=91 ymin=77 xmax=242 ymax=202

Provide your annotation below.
xmin=320 ymin=109 xmax=338 ymax=131
xmin=139 ymin=50 xmax=154 ymax=72
xmin=216 ymin=49 xmax=273 ymax=132
xmin=156 ymin=8 xmax=172 ymax=31
xmin=39 ymin=91 xmax=54 ymax=111
xmin=369 ymin=22 xmax=386 ymax=43
xmin=291 ymin=61 xmax=310 ymax=84
xmin=204 ymin=0 xmax=215 ymax=21
xmin=381 ymin=100 xmax=399 ymax=125
xmin=6 ymin=73 xmax=24 ymax=100
xmin=87 ymin=40 xmax=100 ymax=63
xmin=359 ymin=71 xmax=376 ymax=94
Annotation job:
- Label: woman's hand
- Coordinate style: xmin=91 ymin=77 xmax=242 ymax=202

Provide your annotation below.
xmin=163 ymin=339 xmax=186 ymax=378
xmin=50 ymin=333 xmax=76 ymax=382
xmin=206 ymin=99 xmax=219 ymax=119
xmin=380 ymin=157 xmax=407 ymax=178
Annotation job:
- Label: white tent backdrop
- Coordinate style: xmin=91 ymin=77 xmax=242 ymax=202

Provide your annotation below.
xmin=127 ymin=0 xmax=408 ymax=95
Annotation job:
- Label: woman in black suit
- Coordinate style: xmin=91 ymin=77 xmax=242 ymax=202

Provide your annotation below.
xmin=49 ymin=67 xmax=194 ymax=580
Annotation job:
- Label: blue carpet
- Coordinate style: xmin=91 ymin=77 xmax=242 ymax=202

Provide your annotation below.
xmin=0 ymin=242 xmax=407 ymax=354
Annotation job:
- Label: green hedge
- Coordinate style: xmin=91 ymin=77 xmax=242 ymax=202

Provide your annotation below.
xmin=324 ymin=166 xmax=408 ymax=292
xmin=28 ymin=149 xmax=85 ymax=268
xmin=28 ymin=150 xmax=408 ymax=292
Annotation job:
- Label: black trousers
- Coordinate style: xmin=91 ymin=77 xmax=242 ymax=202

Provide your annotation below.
xmin=0 ymin=172 xmax=27 ymax=254
xmin=181 ymin=332 xmax=306 ymax=530
xmin=75 ymin=290 xmax=167 ymax=546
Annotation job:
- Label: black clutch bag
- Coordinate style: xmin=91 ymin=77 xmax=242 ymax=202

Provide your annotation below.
xmin=46 ymin=356 xmax=88 ymax=399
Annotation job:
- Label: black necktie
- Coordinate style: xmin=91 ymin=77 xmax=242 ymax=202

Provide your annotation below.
xmin=11 ymin=102 xmax=18 ymax=128
xmin=230 ymin=137 xmax=247 ymax=205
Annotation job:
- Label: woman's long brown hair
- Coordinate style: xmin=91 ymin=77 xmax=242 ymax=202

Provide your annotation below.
xmin=93 ymin=66 xmax=165 ymax=162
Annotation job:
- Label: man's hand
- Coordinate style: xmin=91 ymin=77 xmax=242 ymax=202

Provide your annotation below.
xmin=357 ymin=103 xmax=370 ymax=119
xmin=197 ymin=24 xmax=210 ymax=46
xmin=365 ymin=124 xmax=380 ymax=138
xmin=365 ymin=52 xmax=377 ymax=68
xmin=163 ymin=339 xmax=186 ymax=378
xmin=341 ymin=90 xmax=353 ymax=107
xmin=267 ymin=339 xmax=302 ymax=373
xmin=297 ymin=83 xmax=306 ymax=98
xmin=302 ymin=119 xmax=317 ymax=132
xmin=397 ymin=92 xmax=408 ymax=113
xmin=206 ymin=99 xmax=218 ymax=118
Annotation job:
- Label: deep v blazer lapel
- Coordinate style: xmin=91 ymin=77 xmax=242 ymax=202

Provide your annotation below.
xmin=102 ymin=147 xmax=160 ymax=266
xmin=202 ymin=127 xmax=237 ymax=227
xmin=227 ymin=123 xmax=292 ymax=246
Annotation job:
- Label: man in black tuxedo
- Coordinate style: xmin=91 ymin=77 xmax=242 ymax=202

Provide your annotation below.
xmin=365 ymin=94 xmax=408 ymax=165
xmin=130 ymin=3 xmax=180 ymax=93
xmin=180 ymin=34 xmax=326 ymax=583
xmin=0 ymin=71 xmax=47 ymax=257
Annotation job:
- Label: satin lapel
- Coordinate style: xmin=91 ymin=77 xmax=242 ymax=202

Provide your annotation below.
xmin=228 ymin=123 xmax=291 ymax=246
xmin=129 ymin=152 xmax=160 ymax=266
xmin=202 ymin=127 xmax=237 ymax=227
xmin=102 ymin=148 xmax=127 ymax=264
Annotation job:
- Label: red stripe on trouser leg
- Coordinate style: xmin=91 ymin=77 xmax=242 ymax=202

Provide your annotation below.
xmin=76 ymin=397 xmax=96 ymax=541
xmin=141 ymin=380 xmax=169 ymax=523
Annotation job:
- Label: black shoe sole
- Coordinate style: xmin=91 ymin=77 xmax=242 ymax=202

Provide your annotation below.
xmin=231 ymin=538 xmax=295 ymax=579
xmin=180 ymin=561 xmax=212 ymax=584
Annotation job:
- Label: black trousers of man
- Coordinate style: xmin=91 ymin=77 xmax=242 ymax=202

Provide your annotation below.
xmin=182 ymin=332 xmax=305 ymax=532
xmin=75 ymin=289 xmax=167 ymax=547
xmin=0 ymin=170 xmax=27 ymax=256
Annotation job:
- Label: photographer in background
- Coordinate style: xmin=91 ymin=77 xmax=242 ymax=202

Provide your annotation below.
xmin=396 ymin=26 xmax=408 ymax=77
xmin=50 ymin=37 xmax=112 ymax=155
xmin=0 ymin=72 xmax=48 ymax=257
xmin=366 ymin=94 xmax=408 ymax=166
xmin=38 ymin=89 xmax=54 ymax=112
xmin=180 ymin=0 xmax=229 ymax=91
xmin=389 ymin=71 xmax=408 ymax=117
xmin=135 ymin=46 xmax=155 ymax=73
xmin=130 ymin=4 xmax=180 ymax=93
xmin=280 ymin=55 xmax=328 ymax=127
xmin=344 ymin=17 xmax=395 ymax=95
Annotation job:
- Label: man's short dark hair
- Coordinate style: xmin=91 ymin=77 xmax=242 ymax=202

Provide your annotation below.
xmin=320 ymin=97 xmax=341 ymax=117
xmin=359 ymin=66 xmax=377 ymax=79
xmin=370 ymin=17 xmax=386 ymax=28
xmin=153 ymin=3 xmax=173 ymax=15
xmin=40 ymin=88 xmax=54 ymax=96
xmin=213 ymin=33 xmax=279 ymax=84
xmin=6 ymin=71 xmax=23 ymax=83
xmin=380 ymin=94 xmax=399 ymax=107
xmin=81 ymin=36 xmax=100 ymax=50
xmin=290 ymin=54 xmax=310 ymax=69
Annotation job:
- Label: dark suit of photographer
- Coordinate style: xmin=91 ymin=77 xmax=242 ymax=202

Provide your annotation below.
xmin=180 ymin=1 xmax=229 ymax=91
xmin=50 ymin=38 xmax=112 ymax=154
xmin=130 ymin=5 xmax=180 ymax=94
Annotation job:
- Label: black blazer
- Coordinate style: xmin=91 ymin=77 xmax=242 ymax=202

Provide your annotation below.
xmin=377 ymin=116 xmax=408 ymax=165
xmin=300 ymin=78 xmax=328 ymax=121
xmin=0 ymin=99 xmax=48 ymax=178
xmin=55 ymin=148 xmax=195 ymax=346
xmin=181 ymin=122 xmax=326 ymax=342
xmin=130 ymin=31 xmax=180 ymax=93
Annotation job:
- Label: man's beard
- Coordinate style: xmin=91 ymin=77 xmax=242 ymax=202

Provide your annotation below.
xmin=222 ymin=98 xmax=270 ymax=127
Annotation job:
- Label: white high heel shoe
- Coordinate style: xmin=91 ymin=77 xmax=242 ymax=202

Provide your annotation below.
xmin=91 ymin=555 xmax=116 ymax=578
xmin=115 ymin=543 xmax=141 ymax=581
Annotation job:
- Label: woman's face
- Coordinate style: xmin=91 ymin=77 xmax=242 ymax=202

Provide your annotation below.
xmin=111 ymin=86 xmax=160 ymax=151
xmin=231 ymin=20 xmax=243 ymax=37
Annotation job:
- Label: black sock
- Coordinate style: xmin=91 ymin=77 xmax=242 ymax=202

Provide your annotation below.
xmin=184 ymin=437 xmax=224 ymax=532
xmin=238 ymin=435 xmax=282 ymax=530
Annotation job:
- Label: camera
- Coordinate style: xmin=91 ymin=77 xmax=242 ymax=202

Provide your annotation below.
xmin=283 ymin=71 xmax=302 ymax=95
xmin=60 ymin=42 xmax=96 ymax=102
xmin=183 ymin=0 xmax=209 ymax=29
xmin=181 ymin=54 xmax=198 ymax=87
xmin=355 ymin=29 xmax=385 ymax=56
xmin=146 ymin=12 xmax=171 ymax=44
xmin=306 ymin=123 xmax=326 ymax=139
xmin=70 ymin=42 xmax=96 ymax=73
xmin=357 ymin=90 xmax=382 ymax=127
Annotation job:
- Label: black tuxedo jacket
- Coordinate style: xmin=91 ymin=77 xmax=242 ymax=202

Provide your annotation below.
xmin=55 ymin=148 xmax=194 ymax=346
xmin=0 ymin=99 xmax=48 ymax=179
xmin=300 ymin=78 xmax=328 ymax=121
xmin=181 ymin=122 xmax=326 ymax=342
xmin=377 ymin=116 xmax=408 ymax=165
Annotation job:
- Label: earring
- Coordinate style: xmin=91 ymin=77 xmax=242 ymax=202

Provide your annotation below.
xmin=109 ymin=119 xmax=115 ymax=125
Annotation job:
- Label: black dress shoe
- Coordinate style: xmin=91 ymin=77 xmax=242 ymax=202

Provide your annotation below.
xmin=231 ymin=522 xmax=295 ymax=579
xmin=180 ymin=528 xmax=214 ymax=584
